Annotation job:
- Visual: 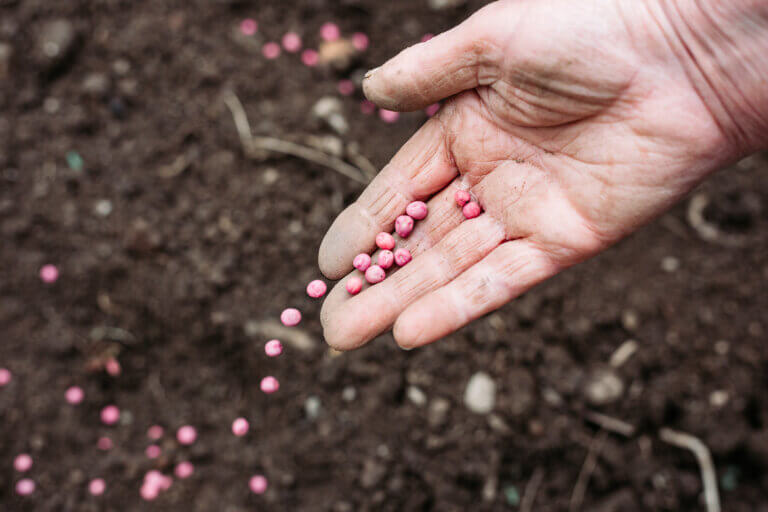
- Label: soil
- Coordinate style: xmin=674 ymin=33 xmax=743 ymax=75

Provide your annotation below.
xmin=1 ymin=0 xmax=768 ymax=510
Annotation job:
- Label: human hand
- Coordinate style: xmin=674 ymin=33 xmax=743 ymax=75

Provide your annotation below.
xmin=318 ymin=0 xmax=768 ymax=350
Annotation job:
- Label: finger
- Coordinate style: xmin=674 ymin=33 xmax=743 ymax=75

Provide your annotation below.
xmin=363 ymin=3 xmax=505 ymax=111
xmin=321 ymin=214 xmax=506 ymax=350
xmin=393 ymin=239 xmax=559 ymax=349
xmin=318 ymin=118 xmax=457 ymax=279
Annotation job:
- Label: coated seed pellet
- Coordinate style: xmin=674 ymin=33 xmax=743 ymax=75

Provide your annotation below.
xmin=346 ymin=277 xmax=363 ymax=295
xmin=394 ymin=248 xmax=412 ymax=266
xmin=395 ymin=215 xmax=414 ymax=238
xmin=365 ymin=265 xmax=386 ymax=284
xmin=462 ymin=201 xmax=482 ymax=219
xmin=405 ymin=201 xmax=428 ymax=220
xmin=378 ymin=250 xmax=394 ymax=269
xmin=375 ymin=232 xmax=395 ymax=250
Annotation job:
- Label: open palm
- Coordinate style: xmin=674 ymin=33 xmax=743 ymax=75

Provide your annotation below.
xmin=318 ymin=0 xmax=765 ymax=350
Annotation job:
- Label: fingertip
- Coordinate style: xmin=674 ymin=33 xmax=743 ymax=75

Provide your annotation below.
xmin=393 ymin=305 xmax=433 ymax=350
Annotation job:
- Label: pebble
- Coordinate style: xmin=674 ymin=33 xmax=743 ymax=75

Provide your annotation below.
xmin=364 ymin=265 xmax=385 ymax=284
xmin=40 ymin=264 xmax=59 ymax=283
xmin=100 ymin=405 xmax=120 ymax=425
xmin=249 ymin=475 xmax=268 ymax=494
xmin=176 ymin=425 xmax=197 ymax=445
xmin=394 ymin=248 xmax=412 ymax=267
xmin=280 ymin=308 xmax=302 ymax=326
xmin=395 ymin=215 xmax=414 ymax=237
xmin=428 ymin=398 xmax=450 ymax=428
xmin=346 ymin=277 xmax=363 ymax=295
xmin=464 ymin=372 xmax=496 ymax=414
xmin=93 ymin=199 xmax=113 ymax=217
xmin=305 ymin=396 xmax=322 ymax=419
xmin=82 ymin=72 xmax=110 ymax=97
xmin=454 ymin=190 xmax=471 ymax=207
xmin=462 ymin=201 xmax=482 ymax=219
xmin=65 ymin=386 xmax=84 ymax=404
xmin=14 ymin=454 xmax=33 ymax=472
xmin=37 ymin=19 xmax=77 ymax=70
xmin=353 ymin=253 xmax=372 ymax=272
xmin=377 ymin=250 xmax=394 ymax=270
xmin=281 ymin=32 xmax=302 ymax=53
xmin=428 ymin=0 xmax=466 ymax=9
xmin=174 ymin=462 xmax=194 ymax=479
xmin=583 ymin=367 xmax=624 ymax=406
xmin=232 ymin=417 xmax=250 ymax=436
xmin=265 ymin=339 xmax=283 ymax=357
xmin=406 ymin=386 xmax=427 ymax=407
xmin=405 ymin=201 xmax=428 ymax=220
xmin=260 ymin=376 xmax=280 ymax=394
xmin=311 ymin=96 xmax=348 ymax=135
xmin=0 ymin=367 xmax=10 ymax=386
xmin=342 ymin=386 xmax=357 ymax=402
xmin=88 ymin=478 xmax=106 ymax=496
xmin=15 ymin=478 xmax=35 ymax=496
xmin=375 ymin=232 xmax=395 ymax=250
xmin=306 ymin=280 xmax=327 ymax=298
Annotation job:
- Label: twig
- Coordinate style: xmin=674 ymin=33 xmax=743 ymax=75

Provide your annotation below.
xmin=520 ymin=467 xmax=545 ymax=512
xmin=223 ymin=92 xmax=368 ymax=184
xmin=584 ymin=410 xmax=636 ymax=437
xmin=569 ymin=430 xmax=608 ymax=512
xmin=659 ymin=427 xmax=721 ymax=512
xmin=346 ymin=142 xmax=378 ymax=181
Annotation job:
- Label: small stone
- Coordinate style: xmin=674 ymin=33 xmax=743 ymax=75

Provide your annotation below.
xmin=583 ymin=367 xmax=624 ymax=406
xmin=661 ymin=256 xmax=680 ymax=272
xmin=621 ymin=309 xmax=639 ymax=331
xmin=428 ymin=0 xmax=466 ymax=9
xmin=464 ymin=372 xmax=496 ymax=414
xmin=93 ymin=199 xmax=113 ymax=217
xmin=37 ymin=19 xmax=78 ymax=71
xmin=427 ymin=398 xmax=450 ymax=428
xmin=709 ymin=390 xmax=729 ymax=408
xmin=305 ymin=396 xmax=321 ymax=419
xmin=318 ymin=38 xmax=357 ymax=71
xmin=406 ymin=386 xmax=427 ymax=407
xmin=311 ymin=96 xmax=348 ymax=135
xmin=82 ymin=72 xmax=110 ymax=97
xmin=342 ymin=386 xmax=356 ymax=402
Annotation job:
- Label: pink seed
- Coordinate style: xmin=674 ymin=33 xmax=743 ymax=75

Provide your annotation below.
xmin=454 ymin=190 xmax=471 ymax=207
xmin=40 ymin=264 xmax=59 ymax=283
xmin=281 ymin=32 xmax=302 ymax=53
xmin=145 ymin=444 xmax=161 ymax=459
xmin=425 ymin=103 xmax=441 ymax=117
xmin=375 ymin=232 xmax=395 ymax=250
xmin=301 ymin=49 xmax=319 ymax=66
xmin=249 ymin=474 xmax=268 ymax=494
xmin=0 ymin=367 xmax=10 ymax=386
xmin=352 ymin=32 xmax=369 ymax=51
xmin=144 ymin=470 xmax=165 ymax=486
xmin=100 ymin=405 xmax=120 ymax=425
xmin=15 ymin=478 xmax=35 ymax=496
xmin=232 ymin=417 xmax=249 ymax=436
xmin=337 ymin=79 xmax=355 ymax=96
xmin=280 ymin=308 xmax=301 ymax=326
xmin=89 ymin=478 xmax=106 ymax=496
xmin=462 ymin=201 xmax=482 ymax=219
xmin=14 ymin=454 xmax=33 ymax=472
xmin=377 ymin=250 xmax=394 ymax=270
xmin=406 ymin=201 xmax=428 ymax=220
xmin=176 ymin=425 xmax=197 ymax=445
xmin=360 ymin=100 xmax=376 ymax=114
xmin=174 ymin=461 xmax=194 ymax=479
xmin=147 ymin=425 xmax=164 ymax=440
xmin=394 ymin=248 xmax=412 ymax=267
xmin=240 ymin=19 xmax=258 ymax=36
xmin=306 ymin=280 xmax=327 ymax=298
xmin=395 ymin=215 xmax=414 ymax=238
xmin=379 ymin=109 xmax=400 ymax=123
xmin=97 ymin=437 xmax=113 ymax=451
xmin=105 ymin=358 xmax=121 ymax=376
xmin=421 ymin=33 xmax=434 ymax=42
xmin=262 ymin=42 xmax=281 ymax=59
xmin=353 ymin=253 xmax=371 ymax=272
xmin=346 ymin=277 xmax=363 ymax=295
xmin=260 ymin=376 xmax=279 ymax=394
xmin=264 ymin=339 xmax=283 ymax=357
xmin=158 ymin=475 xmax=172 ymax=491
xmin=320 ymin=22 xmax=340 ymax=42
xmin=365 ymin=265 xmax=386 ymax=284
xmin=140 ymin=482 xmax=159 ymax=501
xmin=65 ymin=385 xmax=84 ymax=404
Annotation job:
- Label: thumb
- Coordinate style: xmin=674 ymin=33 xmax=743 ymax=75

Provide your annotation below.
xmin=362 ymin=4 xmax=506 ymax=111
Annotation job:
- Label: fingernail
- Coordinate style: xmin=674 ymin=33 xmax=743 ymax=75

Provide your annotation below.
xmin=364 ymin=66 xmax=380 ymax=80
xmin=399 ymin=344 xmax=414 ymax=351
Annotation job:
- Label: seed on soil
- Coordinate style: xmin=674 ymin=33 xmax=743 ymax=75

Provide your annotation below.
xmin=147 ymin=425 xmax=164 ymax=439
xmin=395 ymin=215 xmax=414 ymax=237
xmin=320 ymin=22 xmax=341 ymax=42
xmin=145 ymin=444 xmax=161 ymax=459
xmin=0 ymin=367 xmax=10 ymax=386
xmin=421 ymin=33 xmax=434 ymax=42
xmin=260 ymin=376 xmax=280 ymax=394
xmin=405 ymin=201 xmax=428 ymax=220
xmin=176 ymin=425 xmax=197 ymax=445
xmin=353 ymin=253 xmax=372 ymax=272
xmin=306 ymin=279 xmax=327 ymax=298
xmin=100 ymin=405 xmax=120 ymax=425
xmin=301 ymin=49 xmax=319 ymax=66
xmin=14 ymin=454 xmax=33 ymax=472
xmin=281 ymin=32 xmax=302 ymax=53
xmin=462 ymin=201 xmax=481 ymax=219
xmin=365 ymin=265 xmax=386 ymax=284
xmin=88 ymin=478 xmax=106 ymax=496
xmin=40 ymin=264 xmax=59 ymax=283
xmin=240 ymin=19 xmax=258 ymax=36
xmin=337 ymin=79 xmax=355 ymax=96
xmin=97 ymin=437 xmax=113 ymax=450
xmin=379 ymin=109 xmax=400 ymax=123
xmin=352 ymin=32 xmax=369 ymax=51
xmin=360 ymin=100 xmax=376 ymax=114
xmin=265 ymin=339 xmax=283 ymax=357
xmin=232 ymin=417 xmax=249 ymax=436
xmin=65 ymin=385 xmax=84 ymax=404
xmin=454 ymin=190 xmax=471 ymax=207
xmin=425 ymin=103 xmax=441 ymax=117
xmin=249 ymin=475 xmax=268 ymax=494
xmin=377 ymin=250 xmax=394 ymax=269
xmin=394 ymin=248 xmax=412 ymax=266
xmin=346 ymin=276 xmax=363 ymax=295
xmin=174 ymin=462 xmax=194 ymax=479
xmin=280 ymin=308 xmax=302 ymax=326
xmin=105 ymin=358 xmax=121 ymax=376
xmin=375 ymin=232 xmax=395 ymax=250
xmin=262 ymin=42 xmax=281 ymax=59
xmin=15 ymin=478 xmax=35 ymax=496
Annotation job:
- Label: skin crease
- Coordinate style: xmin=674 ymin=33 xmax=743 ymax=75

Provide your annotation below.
xmin=318 ymin=0 xmax=768 ymax=350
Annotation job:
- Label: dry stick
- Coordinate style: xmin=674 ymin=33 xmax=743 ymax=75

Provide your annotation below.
xmin=584 ymin=410 xmax=636 ymax=438
xmin=569 ymin=430 xmax=608 ymax=512
xmin=520 ymin=467 xmax=545 ymax=512
xmin=659 ymin=427 xmax=721 ymax=512
xmin=223 ymin=92 xmax=369 ymax=185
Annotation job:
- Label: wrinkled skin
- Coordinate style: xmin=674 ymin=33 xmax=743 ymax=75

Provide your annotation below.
xmin=318 ymin=0 xmax=768 ymax=350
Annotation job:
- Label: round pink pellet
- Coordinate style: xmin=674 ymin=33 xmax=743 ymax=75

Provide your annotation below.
xmin=105 ymin=358 xmax=121 ymax=376
xmin=375 ymin=232 xmax=395 ymax=250
xmin=463 ymin=201 xmax=482 ymax=219
xmin=145 ymin=444 xmax=161 ymax=459
xmin=360 ymin=100 xmax=376 ymax=114
xmin=260 ymin=376 xmax=279 ymax=394
xmin=280 ymin=308 xmax=301 ymax=326
xmin=353 ymin=253 xmax=371 ymax=272
xmin=306 ymin=280 xmax=327 ymax=298
xmin=320 ymin=22 xmax=340 ymax=42
xmin=240 ymin=19 xmax=257 ymax=36
xmin=262 ymin=42 xmax=281 ymax=59
xmin=176 ymin=425 xmax=197 ymax=445
xmin=421 ymin=33 xmax=434 ymax=42
xmin=264 ymin=339 xmax=283 ymax=357
xmin=232 ymin=417 xmax=249 ymax=436
xmin=301 ymin=49 xmax=319 ymax=67
xmin=174 ymin=461 xmax=194 ymax=479
xmin=454 ymin=190 xmax=471 ymax=207
xmin=0 ymin=368 xmax=11 ymax=386
xmin=40 ymin=264 xmax=59 ymax=283
xmin=406 ymin=201 xmax=428 ymax=220
xmin=100 ymin=405 xmax=120 ymax=425
xmin=425 ymin=103 xmax=441 ymax=117
xmin=140 ymin=481 xmax=159 ymax=501
xmin=249 ymin=475 xmax=268 ymax=494
xmin=145 ymin=470 xmax=164 ymax=486
xmin=65 ymin=385 xmax=84 ymax=404
xmin=346 ymin=277 xmax=363 ymax=295
xmin=365 ymin=265 xmax=386 ymax=284
xmin=377 ymin=250 xmax=394 ymax=270
xmin=394 ymin=248 xmax=412 ymax=267
xmin=16 ymin=478 xmax=35 ymax=496
xmin=158 ymin=475 xmax=172 ymax=491
xmin=281 ymin=32 xmax=302 ymax=53
xmin=337 ymin=79 xmax=355 ymax=96
xmin=395 ymin=215 xmax=414 ymax=237
xmin=147 ymin=425 xmax=164 ymax=440
xmin=379 ymin=109 xmax=400 ymax=123
xmin=89 ymin=478 xmax=106 ymax=496
xmin=352 ymin=32 xmax=369 ymax=51
xmin=97 ymin=437 xmax=113 ymax=451
xmin=14 ymin=454 xmax=33 ymax=472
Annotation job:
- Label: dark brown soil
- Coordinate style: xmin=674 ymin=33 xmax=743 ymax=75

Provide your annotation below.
xmin=1 ymin=0 xmax=768 ymax=510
